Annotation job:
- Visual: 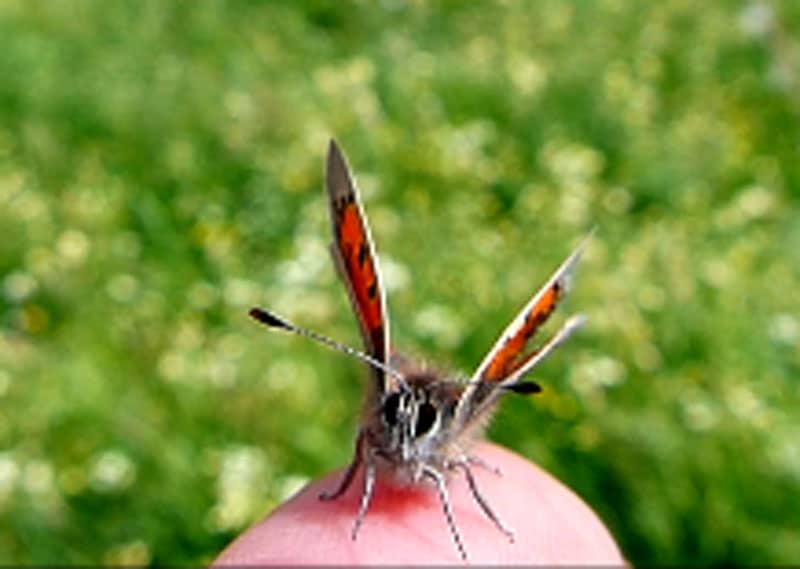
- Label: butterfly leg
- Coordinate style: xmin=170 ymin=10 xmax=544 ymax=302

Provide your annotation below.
xmin=319 ymin=431 xmax=364 ymax=501
xmin=454 ymin=460 xmax=515 ymax=543
xmin=423 ymin=465 xmax=468 ymax=561
xmin=465 ymin=453 xmax=503 ymax=477
xmin=351 ymin=455 xmax=376 ymax=541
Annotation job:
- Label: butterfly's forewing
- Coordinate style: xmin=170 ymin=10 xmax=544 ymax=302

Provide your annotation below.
xmin=326 ymin=140 xmax=392 ymax=393
xmin=455 ymin=235 xmax=591 ymax=425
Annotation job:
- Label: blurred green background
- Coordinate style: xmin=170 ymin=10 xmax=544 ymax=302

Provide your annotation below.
xmin=1 ymin=0 xmax=799 ymax=565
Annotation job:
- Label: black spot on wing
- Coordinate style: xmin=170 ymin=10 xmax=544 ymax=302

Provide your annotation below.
xmin=358 ymin=241 xmax=369 ymax=267
xmin=334 ymin=193 xmax=354 ymax=214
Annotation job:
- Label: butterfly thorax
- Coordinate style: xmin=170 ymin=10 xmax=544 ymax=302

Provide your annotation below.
xmin=361 ymin=366 xmax=467 ymax=483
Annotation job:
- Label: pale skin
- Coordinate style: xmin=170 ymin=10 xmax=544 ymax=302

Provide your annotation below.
xmin=213 ymin=442 xmax=626 ymax=565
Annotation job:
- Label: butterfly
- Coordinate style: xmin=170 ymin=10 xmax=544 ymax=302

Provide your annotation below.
xmin=249 ymin=140 xmax=590 ymax=561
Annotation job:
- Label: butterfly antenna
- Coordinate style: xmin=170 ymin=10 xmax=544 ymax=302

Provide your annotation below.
xmin=249 ymin=307 xmax=407 ymax=384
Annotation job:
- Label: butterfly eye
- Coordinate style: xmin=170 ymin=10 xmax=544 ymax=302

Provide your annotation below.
xmin=414 ymin=401 xmax=437 ymax=437
xmin=382 ymin=392 xmax=401 ymax=426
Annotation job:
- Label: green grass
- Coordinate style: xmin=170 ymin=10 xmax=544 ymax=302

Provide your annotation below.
xmin=1 ymin=0 xmax=799 ymax=564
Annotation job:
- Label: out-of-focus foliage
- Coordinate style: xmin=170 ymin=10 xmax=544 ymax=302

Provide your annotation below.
xmin=1 ymin=0 xmax=799 ymax=565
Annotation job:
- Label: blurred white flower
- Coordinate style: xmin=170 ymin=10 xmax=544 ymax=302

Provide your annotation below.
xmin=89 ymin=450 xmax=136 ymax=493
xmin=3 ymin=271 xmax=37 ymax=302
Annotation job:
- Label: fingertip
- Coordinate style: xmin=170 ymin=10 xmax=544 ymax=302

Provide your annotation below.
xmin=213 ymin=442 xmax=626 ymax=565
xmin=464 ymin=443 xmax=625 ymax=564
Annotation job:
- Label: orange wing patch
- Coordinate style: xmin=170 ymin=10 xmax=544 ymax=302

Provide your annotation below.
xmin=326 ymin=140 xmax=391 ymax=391
xmin=333 ymin=198 xmax=386 ymax=362
xmin=482 ymin=282 xmax=562 ymax=382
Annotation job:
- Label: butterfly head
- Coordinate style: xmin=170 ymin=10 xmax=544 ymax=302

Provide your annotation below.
xmin=375 ymin=372 xmax=463 ymax=466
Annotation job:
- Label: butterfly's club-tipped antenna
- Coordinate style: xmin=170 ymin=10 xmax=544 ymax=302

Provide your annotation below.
xmin=249 ymin=307 xmax=407 ymax=387
xmin=503 ymin=381 xmax=543 ymax=395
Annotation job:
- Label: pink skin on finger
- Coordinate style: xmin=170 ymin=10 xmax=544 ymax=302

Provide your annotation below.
xmin=213 ymin=442 xmax=626 ymax=565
